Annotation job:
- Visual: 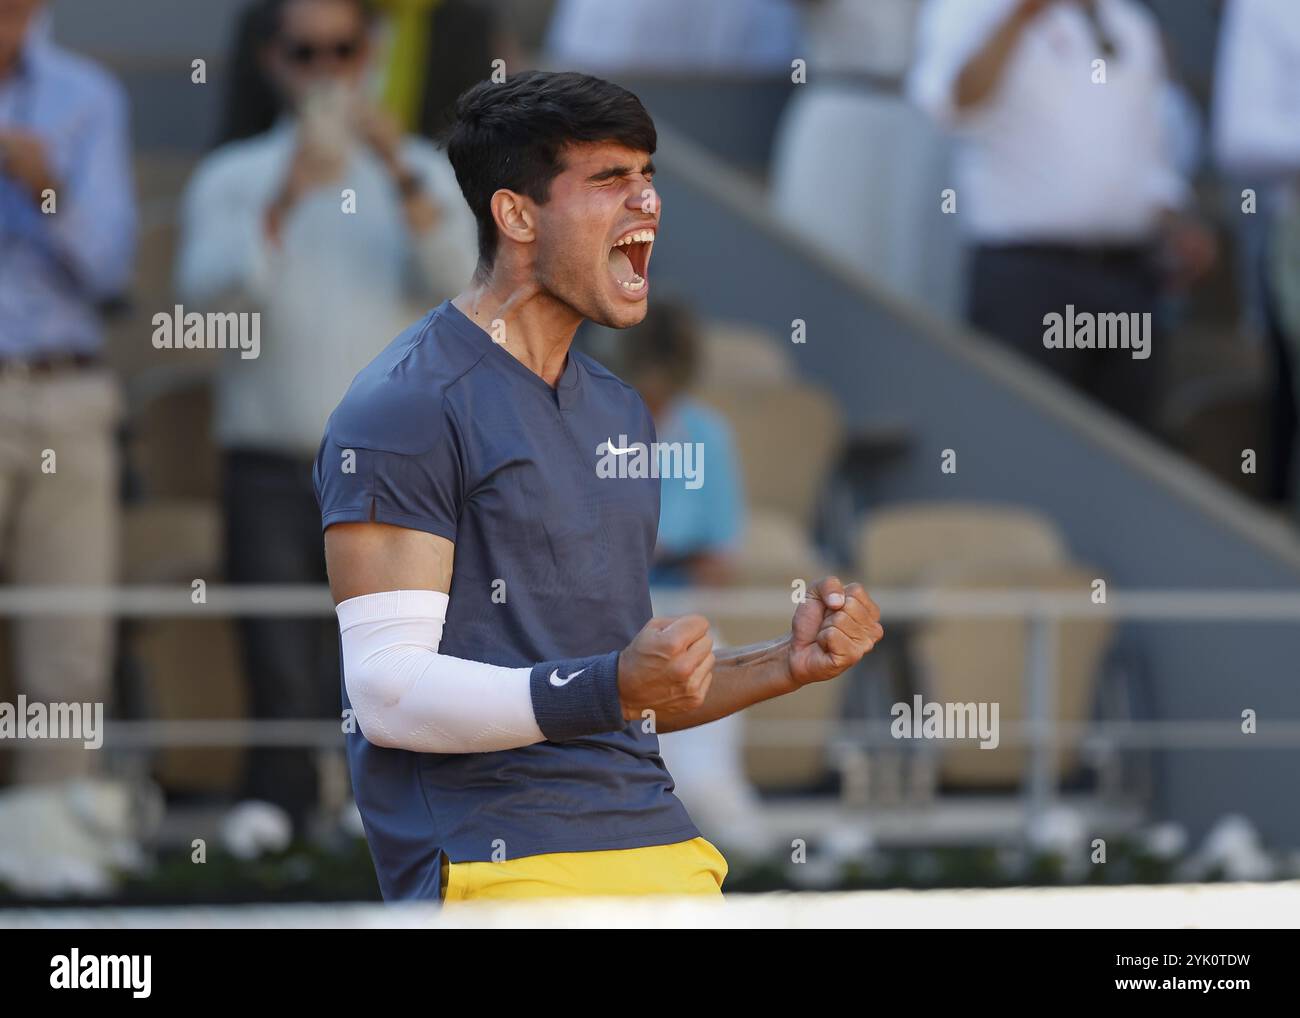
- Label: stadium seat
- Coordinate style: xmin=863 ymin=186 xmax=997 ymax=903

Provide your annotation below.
xmin=728 ymin=507 xmax=832 ymax=588
xmin=911 ymin=562 xmax=1114 ymax=788
xmin=855 ymin=504 xmax=1112 ymax=793
xmin=694 ymin=379 xmax=843 ymax=531
xmin=858 ymin=502 xmax=1068 ymax=586
xmin=126 ymin=619 xmax=246 ymax=795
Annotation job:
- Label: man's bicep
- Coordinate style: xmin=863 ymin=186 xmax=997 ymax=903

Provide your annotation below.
xmin=324 ymin=522 xmax=454 ymax=604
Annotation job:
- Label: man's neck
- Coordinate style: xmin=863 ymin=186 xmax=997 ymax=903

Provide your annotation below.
xmin=452 ymin=274 xmax=583 ymax=389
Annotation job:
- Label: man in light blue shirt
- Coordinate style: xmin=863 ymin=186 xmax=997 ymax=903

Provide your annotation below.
xmin=621 ymin=302 xmax=746 ymax=589
xmin=0 ymin=2 xmax=136 ymax=359
xmin=0 ymin=0 xmax=136 ymax=788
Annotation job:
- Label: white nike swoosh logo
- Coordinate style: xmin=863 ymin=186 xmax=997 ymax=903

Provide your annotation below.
xmin=548 ymin=667 xmax=587 ymax=687
xmin=606 ymin=438 xmax=634 ymax=455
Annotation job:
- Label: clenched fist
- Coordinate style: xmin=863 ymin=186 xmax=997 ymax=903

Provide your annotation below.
xmin=618 ymin=614 xmax=715 ymax=723
xmin=788 ymin=577 xmax=883 ymax=687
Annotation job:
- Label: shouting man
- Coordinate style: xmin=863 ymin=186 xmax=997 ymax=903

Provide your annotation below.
xmin=315 ymin=70 xmax=884 ymax=902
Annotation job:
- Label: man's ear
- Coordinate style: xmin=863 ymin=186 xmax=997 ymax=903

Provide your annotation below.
xmin=489 ymin=189 xmax=535 ymax=248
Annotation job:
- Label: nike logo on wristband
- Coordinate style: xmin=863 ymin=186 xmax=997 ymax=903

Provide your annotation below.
xmin=548 ymin=667 xmax=587 ymax=687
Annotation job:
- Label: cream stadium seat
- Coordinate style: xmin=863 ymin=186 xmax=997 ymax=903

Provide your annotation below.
xmin=858 ymin=502 xmax=1068 ymax=587
xmin=129 ymin=618 xmax=247 ymax=795
xmin=854 ymin=504 xmax=1112 ymax=793
xmin=911 ymin=562 xmax=1113 ymax=788
xmin=694 ymin=380 xmax=843 ymax=531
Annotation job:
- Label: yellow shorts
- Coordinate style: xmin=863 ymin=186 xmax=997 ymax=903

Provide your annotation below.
xmin=441 ymin=837 xmax=728 ymax=902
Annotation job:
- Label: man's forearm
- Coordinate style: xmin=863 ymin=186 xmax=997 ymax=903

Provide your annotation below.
xmin=653 ymin=635 xmax=796 ymax=734
xmin=339 ymin=589 xmax=626 ymax=751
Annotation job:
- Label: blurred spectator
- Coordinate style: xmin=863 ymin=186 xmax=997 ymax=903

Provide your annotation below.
xmin=908 ymin=0 xmax=1216 ymax=432
xmin=1213 ymin=0 xmax=1300 ymax=503
xmin=0 ymin=0 xmax=136 ymax=783
xmin=622 ymin=302 xmax=768 ymax=857
xmin=545 ymin=0 xmax=802 ymax=74
xmin=217 ymin=0 xmax=508 ymax=147
xmin=175 ymin=0 xmax=475 ymax=835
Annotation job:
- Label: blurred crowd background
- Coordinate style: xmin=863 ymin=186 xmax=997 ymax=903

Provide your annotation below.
xmin=1 ymin=0 xmax=1299 ymax=902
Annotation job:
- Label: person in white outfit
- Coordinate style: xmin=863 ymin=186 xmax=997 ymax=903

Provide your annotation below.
xmin=175 ymin=0 xmax=476 ymax=835
xmin=908 ymin=0 xmax=1216 ymax=432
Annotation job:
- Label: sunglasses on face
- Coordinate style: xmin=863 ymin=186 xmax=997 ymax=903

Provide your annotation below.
xmin=281 ymin=37 xmax=361 ymax=66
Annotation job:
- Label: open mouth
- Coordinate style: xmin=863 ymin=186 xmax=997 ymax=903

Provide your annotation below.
xmin=607 ymin=228 xmax=654 ymax=295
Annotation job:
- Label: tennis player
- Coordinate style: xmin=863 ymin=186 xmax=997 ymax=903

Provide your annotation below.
xmin=314 ymin=70 xmax=884 ymax=901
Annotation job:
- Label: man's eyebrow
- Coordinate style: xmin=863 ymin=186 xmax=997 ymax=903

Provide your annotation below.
xmin=586 ymin=160 xmax=656 ymax=182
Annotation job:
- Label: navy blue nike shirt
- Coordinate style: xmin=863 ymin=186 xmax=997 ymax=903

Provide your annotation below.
xmin=314 ymin=299 xmax=699 ymax=900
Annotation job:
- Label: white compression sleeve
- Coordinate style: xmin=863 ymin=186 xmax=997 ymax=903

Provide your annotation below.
xmin=336 ymin=590 xmax=546 ymax=753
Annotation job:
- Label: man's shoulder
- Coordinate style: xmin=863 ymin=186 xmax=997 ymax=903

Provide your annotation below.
xmin=326 ymin=306 xmax=488 ymax=455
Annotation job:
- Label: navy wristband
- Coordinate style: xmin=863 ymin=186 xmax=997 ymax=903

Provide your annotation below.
xmin=529 ymin=650 xmax=625 ymax=741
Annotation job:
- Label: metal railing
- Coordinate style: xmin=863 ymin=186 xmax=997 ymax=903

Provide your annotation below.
xmin=3 ymin=583 xmax=1298 ymax=834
